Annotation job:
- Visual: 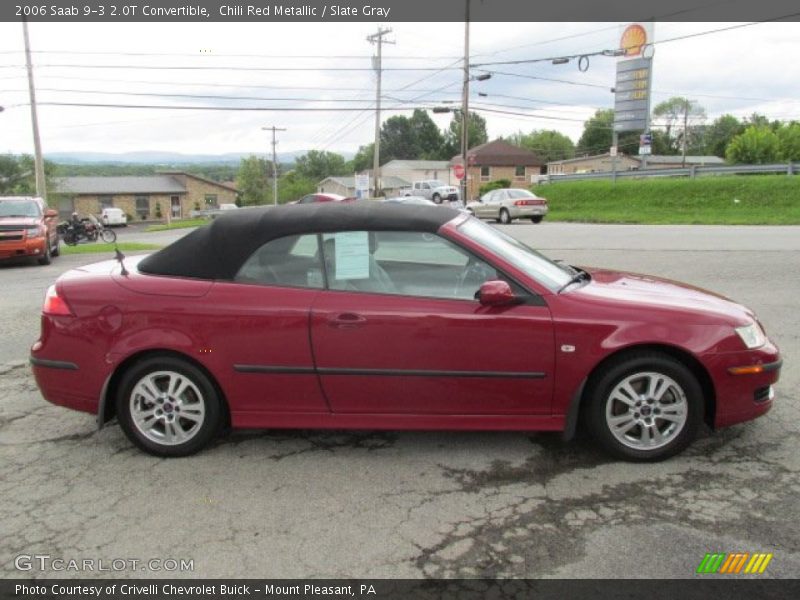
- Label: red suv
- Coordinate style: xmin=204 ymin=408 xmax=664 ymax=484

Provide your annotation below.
xmin=0 ymin=196 xmax=60 ymax=265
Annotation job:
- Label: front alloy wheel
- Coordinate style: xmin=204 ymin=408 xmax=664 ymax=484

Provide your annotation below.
xmin=117 ymin=356 xmax=222 ymax=456
xmin=587 ymin=352 xmax=703 ymax=461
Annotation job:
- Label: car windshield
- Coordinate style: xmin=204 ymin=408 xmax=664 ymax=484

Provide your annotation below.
xmin=507 ymin=189 xmax=537 ymax=199
xmin=457 ymin=217 xmax=573 ymax=292
xmin=0 ymin=200 xmax=40 ymax=218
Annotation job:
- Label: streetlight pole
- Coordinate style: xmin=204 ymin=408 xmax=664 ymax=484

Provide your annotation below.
xmin=460 ymin=0 xmax=470 ymax=203
xmin=22 ymin=18 xmax=46 ymax=203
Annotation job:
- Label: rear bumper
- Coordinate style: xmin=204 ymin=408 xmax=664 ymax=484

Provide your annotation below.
xmin=703 ymin=341 xmax=782 ymax=428
xmin=510 ymin=206 xmax=548 ymax=219
xmin=30 ymin=357 xmax=98 ymax=414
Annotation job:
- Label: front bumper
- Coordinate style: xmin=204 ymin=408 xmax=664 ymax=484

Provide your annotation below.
xmin=703 ymin=341 xmax=782 ymax=428
xmin=0 ymin=235 xmax=47 ymax=260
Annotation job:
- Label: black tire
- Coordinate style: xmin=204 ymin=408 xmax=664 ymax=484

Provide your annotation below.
xmin=432 ymin=193 xmax=442 ymax=204
xmin=466 ymin=209 xmax=475 ymax=217
xmin=101 ymin=229 xmax=117 ymax=243
xmin=63 ymin=232 xmax=78 ymax=246
xmin=531 ymin=216 xmax=543 ymax=224
xmin=499 ymin=208 xmax=511 ymax=224
xmin=116 ymin=355 xmax=223 ymax=457
xmin=585 ymin=351 xmax=703 ymax=462
xmin=37 ymin=241 xmax=52 ymax=265
xmin=51 ymin=236 xmax=60 ymax=257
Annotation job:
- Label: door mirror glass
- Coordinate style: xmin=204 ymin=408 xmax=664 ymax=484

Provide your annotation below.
xmin=478 ymin=280 xmax=518 ymax=306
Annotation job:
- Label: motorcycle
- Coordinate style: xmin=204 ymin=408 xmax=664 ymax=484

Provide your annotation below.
xmin=59 ymin=214 xmax=117 ymax=246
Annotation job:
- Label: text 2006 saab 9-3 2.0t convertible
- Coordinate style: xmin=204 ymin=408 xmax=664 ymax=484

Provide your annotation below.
xmin=30 ymin=203 xmax=781 ymax=461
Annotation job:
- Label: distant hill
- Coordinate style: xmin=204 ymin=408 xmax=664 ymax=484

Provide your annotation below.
xmin=44 ymin=150 xmax=353 ymax=165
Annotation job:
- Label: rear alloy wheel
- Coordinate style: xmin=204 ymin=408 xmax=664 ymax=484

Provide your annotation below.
xmin=37 ymin=241 xmax=52 ymax=265
xmin=531 ymin=216 xmax=543 ymax=224
xmin=499 ymin=208 xmax=511 ymax=224
xmin=586 ymin=352 xmax=703 ymax=461
xmin=116 ymin=356 xmax=222 ymax=457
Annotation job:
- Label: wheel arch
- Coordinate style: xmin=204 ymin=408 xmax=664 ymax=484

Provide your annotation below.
xmin=97 ymin=348 xmax=230 ymax=428
xmin=562 ymin=342 xmax=716 ymax=440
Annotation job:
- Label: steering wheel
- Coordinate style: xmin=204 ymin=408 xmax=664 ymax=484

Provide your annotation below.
xmin=454 ymin=259 xmax=496 ymax=298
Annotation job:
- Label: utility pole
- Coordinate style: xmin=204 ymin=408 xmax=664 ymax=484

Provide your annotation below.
xmin=262 ymin=126 xmax=286 ymax=205
xmin=22 ymin=18 xmax=46 ymax=203
xmin=681 ymin=98 xmax=691 ymax=168
xmin=367 ymin=27 xmax=394 ymax=198
xmin=460 ymin=0 xmax=471 ymax=203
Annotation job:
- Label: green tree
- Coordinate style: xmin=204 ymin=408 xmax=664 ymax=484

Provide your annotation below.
xmin=348 ymin=143 xmax=374 ymax=173
xmin=235 ymin=155 xmax=270 ymax=206
xmin=725 ymin=126 xmax=781 ymax=164
xmin=777 ymin=122 xmax=800 ymax=161
xmin=443 ymin=110 xmax=489 ymax=157
xmin=576 ymin=109 xmax=639 ymax=156
xmin=277 ymin=171 xmax=316 ymax=203
xmin=294 ymin=150 xmax=347 ymax=182
xmin=508 ymin=129 xmax=575 ymax=162
xmin=704 ymin=114 xmax=745 ymax=158
xmin=0 ymin=154 xmax=56 ymax=199
xmin=409 ymin=109 xmax=445 ymax=159
xmin=380 ymin=115 xmax=417 ymax=162
xmin=652 ymin=97 xmax=707 ymax=155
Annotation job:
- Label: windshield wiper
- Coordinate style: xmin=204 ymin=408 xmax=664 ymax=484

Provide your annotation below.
xmin=558 ymin=267 xmax=589 ymax=293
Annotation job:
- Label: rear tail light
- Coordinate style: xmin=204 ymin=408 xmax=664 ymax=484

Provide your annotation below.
xmin=513 ymin=199 xmax=547 ymax=206
xmin=43 ymin=285 xmax=73 ymax=316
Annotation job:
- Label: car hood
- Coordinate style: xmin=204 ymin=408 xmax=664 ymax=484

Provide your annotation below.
xmin=0 ymin=217 xmax=38 ymax=227
xmin=573 ymin=267 xmax=755 ymax=326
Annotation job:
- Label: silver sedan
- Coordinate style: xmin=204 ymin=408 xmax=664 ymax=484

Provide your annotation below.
xmin=467 ymin=188 xmax=549 ymax=224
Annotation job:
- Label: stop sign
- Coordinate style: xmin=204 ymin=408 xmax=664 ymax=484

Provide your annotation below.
xmin=453 ymin=164 xmax=465 ymax=180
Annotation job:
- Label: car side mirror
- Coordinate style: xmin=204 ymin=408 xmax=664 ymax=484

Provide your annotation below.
xmin=478 ymin=280 xmax=518 ymax=307
xmin=44 ymin=209 xmax=58 ymax=219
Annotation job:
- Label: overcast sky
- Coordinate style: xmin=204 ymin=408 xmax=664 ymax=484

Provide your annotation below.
xmin=1 ymin=21 xmax=799 ymax=157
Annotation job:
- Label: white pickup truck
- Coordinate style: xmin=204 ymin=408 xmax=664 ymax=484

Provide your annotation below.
xmin=401 ymin=180 xmax=460 ymax=204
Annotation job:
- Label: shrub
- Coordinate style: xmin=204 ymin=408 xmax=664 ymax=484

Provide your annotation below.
xmin=478 ymin=178 xmax=511 ymax=196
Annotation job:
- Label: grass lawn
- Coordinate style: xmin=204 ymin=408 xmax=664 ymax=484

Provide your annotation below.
xmin=144 ymin=218 xmax=207 ymax=232
xmin=60 ymin=242 xmax=162 ymax=255
xmin=533 ymin=175 xmax=800 ymax=225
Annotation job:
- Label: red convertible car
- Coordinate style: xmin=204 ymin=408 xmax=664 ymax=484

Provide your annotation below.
xmin=30 ymin=204 xmax=781 ymax=460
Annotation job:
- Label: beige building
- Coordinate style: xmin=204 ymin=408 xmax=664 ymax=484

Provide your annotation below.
xmin=52 ymin=172 xmax=238 ymax=221
xmin=547 ymin=153 xmax=725 ymax=175
xmin=450 ymin=139 xmax=544 ymax=200
xmin=380 ymin=160 xmax=454 ymax=186
xmin=317 ymin=175 xmax=409 ymax=198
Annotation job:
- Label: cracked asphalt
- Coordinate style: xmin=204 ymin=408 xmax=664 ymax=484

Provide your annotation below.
xmin=1 ymin=223 xmax=799 ymax=579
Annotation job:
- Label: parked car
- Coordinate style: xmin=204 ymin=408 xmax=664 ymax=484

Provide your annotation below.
xmin=467 ymin=188 xmax=549 ymax=224
xmin=294 ymin=193 xmax=351 ymax=204
xmin=31 ymin=204 xmax=781 ymax=461
xmin=100 ymin=207 xmax=128 ymax=227
xmin=219 ymin=203 xmax=239 ymax=211
xmin=0 ymin=196 xmax=60 ymax=265
xmin=401 ymin=180 xmax=460 ymax=204
xmin=382 ymin=196 xmax=436 ymax=206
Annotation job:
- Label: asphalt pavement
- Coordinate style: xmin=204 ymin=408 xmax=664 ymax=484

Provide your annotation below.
xmin=1 ymin=221 xmax=798 ymax=579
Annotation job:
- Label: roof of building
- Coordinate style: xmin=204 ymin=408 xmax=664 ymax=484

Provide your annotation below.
xmin=451 ymin=139 xmax=543 ymax=167
xmin=381 ymin=159 xmax=451 ymax=171
xmin=139 ymin=203 xmax=459 ymax=280
xmin=158 ymin=171 xmax=239 ymax=192
xmin=320 ymin=175 xmax=410 ymax=189
xmin=52 ymin=173 xmax=238 ymax=195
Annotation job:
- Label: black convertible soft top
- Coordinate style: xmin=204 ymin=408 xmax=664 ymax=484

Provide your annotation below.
xmin=138 ymin=202 xmax=460 ymax=280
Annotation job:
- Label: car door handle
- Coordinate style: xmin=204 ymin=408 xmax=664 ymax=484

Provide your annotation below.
xmin=328 ymin=313 xmax=367 ymax=329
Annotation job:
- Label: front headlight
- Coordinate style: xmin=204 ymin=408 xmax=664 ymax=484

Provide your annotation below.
xmin=735 ymin=322 xmax=767 ymax=349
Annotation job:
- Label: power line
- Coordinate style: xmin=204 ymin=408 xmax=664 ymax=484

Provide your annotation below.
xmin=14 ymin=63 xmax=462 ymax=72
xmin=36 ymin=101 xmax=430 ymax=112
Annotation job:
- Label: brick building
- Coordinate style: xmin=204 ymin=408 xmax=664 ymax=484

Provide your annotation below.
xmin=450 ymin=139 xmax=544 ymax=200
xmin=52 ymin=172 xmax=238 ymax=221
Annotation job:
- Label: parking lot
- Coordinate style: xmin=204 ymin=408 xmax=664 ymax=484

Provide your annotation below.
xmin=1 ymin=222 xmax=799 ymax=578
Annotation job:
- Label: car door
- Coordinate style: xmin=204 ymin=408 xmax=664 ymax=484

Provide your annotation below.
xmin=309 ymin=230 xmax=555 ymax=415
xmin=205 ymin=234 xmax=329 ymax=414
xmin=475 ymin=191 xmax=494 ymax=218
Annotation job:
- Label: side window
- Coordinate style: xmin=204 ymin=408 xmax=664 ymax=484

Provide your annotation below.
xmin=322 ymin=230 xmax=501 ymax=301
xmin=235 ymin=234 xmax=324 ymax=288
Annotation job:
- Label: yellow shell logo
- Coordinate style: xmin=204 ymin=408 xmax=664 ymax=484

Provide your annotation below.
xmin=621 ymin=24 xmax=648 ymax=57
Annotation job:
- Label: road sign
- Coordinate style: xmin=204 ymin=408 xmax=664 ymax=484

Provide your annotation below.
xmin=354 ymin=172 xmax=370 ymax=198
xmin=610 ymin=146 xmax=618 ymax=157
xmin=453 ymin=164 xmax=465 ymax=180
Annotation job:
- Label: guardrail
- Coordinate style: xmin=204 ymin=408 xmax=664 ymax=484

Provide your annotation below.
xmin=544 ymin=162 xmax=797 ymax=183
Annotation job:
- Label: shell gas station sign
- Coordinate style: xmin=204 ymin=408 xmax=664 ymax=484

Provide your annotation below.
xmin=613 ymin=23 xmax=654 ymax=133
